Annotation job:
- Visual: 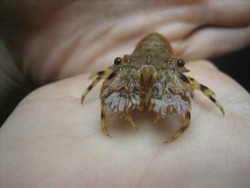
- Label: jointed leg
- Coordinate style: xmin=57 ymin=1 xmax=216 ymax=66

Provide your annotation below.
xmin=89 ymin=71 xmax=105 ymax=80
xmin=81 ymin=70 xmax=113 ymax=104
xmin=187 ymin=76 xmax=225 ymax=116
xmin=119 ymin=113 xmax=139 ymax=130
xmin=153 ymin=114 xmax=162 ymax=124
xmin=125 ymin=114 xmax=139 ymax=130
xmin=164 ymin=111 xmax=191 ymax=143
xmin=101 ymin=107 xmax=111 ymax=137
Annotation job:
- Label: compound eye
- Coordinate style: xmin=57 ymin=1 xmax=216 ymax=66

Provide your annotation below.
xmin=177 ymin=59 xmax=185 ymax=67
xmin=114 ymin=57 xmax=122 ymax=65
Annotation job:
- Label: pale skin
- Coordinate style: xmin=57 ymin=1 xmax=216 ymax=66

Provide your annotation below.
xmin=0 ymin=1 xmax=250 ymax=188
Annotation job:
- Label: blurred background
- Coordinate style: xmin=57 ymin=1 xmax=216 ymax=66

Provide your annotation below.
xmin=211 ymin=47 xmax=250 ymax=93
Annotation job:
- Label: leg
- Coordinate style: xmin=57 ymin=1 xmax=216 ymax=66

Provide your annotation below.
xmin=153 ymin=114 xmax=162 ymax=124
xmin=187 ymin=76 xmax=225 ymax=116
xmin=89 ymin=71 xmax=105 ymax=79
xmin=101 ymin=107 xmax=111 ymax=137
xmin=125 ymin=114 xmax=139 ymax=130
xmin=163 ymin=111 xmax=191 ymax=143
xmin=81 ymin=70 xmax=113 ymax=104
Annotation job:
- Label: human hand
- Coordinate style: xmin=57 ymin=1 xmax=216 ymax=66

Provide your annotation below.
xmin=1 ymin=1 xmax=250 ymax=187
xmin=0 ymin=0 xmax=249 ymax=84
xmin=1 ymin=60 xmax=250 ymax=187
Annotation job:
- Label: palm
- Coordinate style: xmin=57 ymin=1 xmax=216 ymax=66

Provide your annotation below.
xmin=1 ymin=1 xmax=250 ymax=187
xmin=1 ymin=60 xmax=250 ymax=187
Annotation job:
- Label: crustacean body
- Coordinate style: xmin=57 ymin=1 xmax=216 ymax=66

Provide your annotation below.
xmin=81 ymin=33 xmax=224 ymax=143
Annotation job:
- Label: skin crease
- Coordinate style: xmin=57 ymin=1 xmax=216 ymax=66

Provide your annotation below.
xmin=0 ymin=1 xmax=250 ymax=188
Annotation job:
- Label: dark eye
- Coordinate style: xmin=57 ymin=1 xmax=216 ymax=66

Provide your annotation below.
xmin=114 ymin=57 xmax=122 ymax=65
xmin=177 ymin=59 xmax=185 ymax=67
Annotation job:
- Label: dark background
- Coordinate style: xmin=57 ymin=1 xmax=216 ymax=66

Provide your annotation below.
xmin=211 ymin=47 xmax=250 ymax=93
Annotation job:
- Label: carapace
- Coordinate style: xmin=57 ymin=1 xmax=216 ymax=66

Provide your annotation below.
xmin=81 ymin=33 xmax=224 ymax=143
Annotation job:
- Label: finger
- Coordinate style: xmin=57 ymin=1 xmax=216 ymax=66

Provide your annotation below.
xmin=173 ymin=26 xmax=250 ymax=59
xmin=203 ymin=0 xmax=250 ymax=27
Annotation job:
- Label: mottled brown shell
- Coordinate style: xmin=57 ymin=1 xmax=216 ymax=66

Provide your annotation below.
xmin=81 ymin=33 xmax=224 ymax=143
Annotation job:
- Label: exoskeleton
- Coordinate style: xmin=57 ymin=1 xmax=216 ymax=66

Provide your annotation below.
xmin=81 ymin=33 xmax=224 ymax=143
